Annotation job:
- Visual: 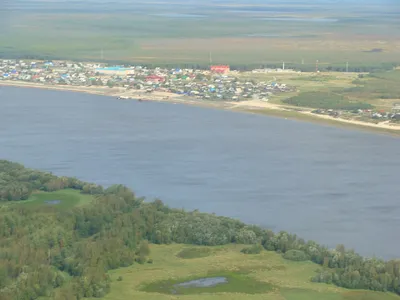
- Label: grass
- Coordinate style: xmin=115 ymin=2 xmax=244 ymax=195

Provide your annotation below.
xmin=341 ymin=291 xmax=400 ymax=300
xmin=176 ymin=247 xmax=215 ymax=259
xmin=280 ymin=70 xmax=400 ymax=111
xmin=283 ymin=91 xmax=373 ymax=110
xmin=290 ymin=75 xmax=338 ymax=82
xmin=1 ymin=2 xmax=400 ymax=65
xmin=343 ymin=71 xmax=400 ymax=107
xmin=281 ymin=288 xmax=343 ymax=300
xmin=240 ymin=70 xmax=400 ymax=112
xmin=141 ymin=271 xmax=275 ymax=295
xmin=11 ymin=189 xmax=93 ymax=210
xmin=86 ymin=244 xmax=400 ymax=300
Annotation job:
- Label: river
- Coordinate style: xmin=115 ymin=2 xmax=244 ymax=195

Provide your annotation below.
xmin=1 ymin=86 xmax=399 ymax=258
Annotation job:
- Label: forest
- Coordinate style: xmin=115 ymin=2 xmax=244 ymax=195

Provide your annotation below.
xmin=1 ymin=160 xmax=400 ymax=300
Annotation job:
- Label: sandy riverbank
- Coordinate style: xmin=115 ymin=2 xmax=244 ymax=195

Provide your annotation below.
xmin=1 ymin=81 xmax=399 ymax=135
xmin=230 ymin=100 xmax=400 ymax=134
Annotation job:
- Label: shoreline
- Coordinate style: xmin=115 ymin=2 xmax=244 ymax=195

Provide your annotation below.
xmin=1 ymin=80 xmax=399 ymax=136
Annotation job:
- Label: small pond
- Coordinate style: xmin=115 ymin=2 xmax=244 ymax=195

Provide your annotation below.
xmin=44 ymin=200 xmax=61 ymax=205
xmin=174 ymin=277 xmax=228 ymax=288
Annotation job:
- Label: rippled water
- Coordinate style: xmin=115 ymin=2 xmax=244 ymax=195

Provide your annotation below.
xmin=262 ymin=17 xmax=338 ymax=22
xmin=1 ymin=87 xmax=399 ymax=258
xmin=149 ymin=13 xmax=207 ymax=18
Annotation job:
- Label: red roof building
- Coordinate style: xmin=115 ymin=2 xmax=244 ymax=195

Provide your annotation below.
xmin=146 ymin=75 xmax=165 ymax=83
xmin=210 ymin=65 xmax=230 ymax=74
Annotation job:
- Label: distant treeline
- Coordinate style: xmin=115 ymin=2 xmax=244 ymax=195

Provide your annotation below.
xmin=1 ymin=160 xmax=400 ymax=300
xmin=0 ymin=52 xmax=397 ymax=73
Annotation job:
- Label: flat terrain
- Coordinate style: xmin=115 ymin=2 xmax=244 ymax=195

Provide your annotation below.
xmin=240 ymin=70 xmax=400 ymax=111
xmin=1 ymin=0 xmax=399 ymax=66
xmin=90 ymin=244 xmax=400 ymax=300
xmin=2 ymin=189 xmax=94 ymax=210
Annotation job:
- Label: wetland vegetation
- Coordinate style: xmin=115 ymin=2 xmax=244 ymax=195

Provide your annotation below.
xmin=1 ymin=0 xmax=399 ymax=68
xmin=1 ymin=160 xmax=400 ymax=300
xmin=1 ymin=1 xmax=400 ymax=299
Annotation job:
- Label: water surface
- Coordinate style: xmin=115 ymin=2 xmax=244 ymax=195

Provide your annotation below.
xmin=175 ymin=277 xmax=228 ymax=288
xmin=149 ymin=13 xmax=207 ymax=18
xmin=45 ymin=200 xmax=61 ymax=205
xmin=0 ymin=87 xmax=399 ymax=258
xmin=261 ymin=17 xmax=338 ymax=22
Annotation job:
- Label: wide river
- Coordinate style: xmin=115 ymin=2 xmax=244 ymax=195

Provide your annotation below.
xmin=1 ymin=87 xmax=399 ymax=258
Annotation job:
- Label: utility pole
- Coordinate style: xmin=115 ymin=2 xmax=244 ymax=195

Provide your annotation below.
xmin=316 ymin=60 xmax=319 ymax=73
xmin=282 ymin=61 xmax=285 ymax=70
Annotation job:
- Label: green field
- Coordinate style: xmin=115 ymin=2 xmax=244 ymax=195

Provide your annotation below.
xmin=240 ymin=70 xmax=400 ymax=111
xmin=283 ymin=91 xmax=374 ymax=110
xmin=235 ymin=69 xmax=400 ymax=135
xmin=1 ymin=1 xmax=400 ymax=67
xmin=91 ymin=244 xmax=400 ymax=300
xmin=8 ymin=189 xmax=94 ymax=210
xmin=285 ymin=71 xmax=400 ymax=111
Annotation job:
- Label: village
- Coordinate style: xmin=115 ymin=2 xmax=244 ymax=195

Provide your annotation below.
xmin=1 ymin=59 xmax=399 ymax=126
xmin=0 ymin=59 xmax=294 ymax=102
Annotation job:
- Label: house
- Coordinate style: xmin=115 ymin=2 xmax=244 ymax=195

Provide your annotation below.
xmin=392 ymin=103 xmax=400 ymax=112
xmin=210 ymin=65 xmax=230 ymax=74
xmin=145 ymin=75 xmax=165 ymax=83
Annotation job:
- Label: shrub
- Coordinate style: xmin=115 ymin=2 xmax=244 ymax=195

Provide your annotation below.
xmin=283 ymin=250 xmax=309 ymax=261
xmin=117 ymin=276 xmax=123 ymax=281
xmin=241 ymin=244 xmax=263 ymax=254
xmin=176 ymin=247 xmax=212 ymax=259
xmin=137 ymin=240 xmax=151 ymax=257
xmin=235 ymin=228 xmax=258 ymax=244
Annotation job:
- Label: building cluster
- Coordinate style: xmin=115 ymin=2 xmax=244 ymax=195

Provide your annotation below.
xmin=311 ymin=107 xmax=400 ymax=122
xmin=0 ymin=59 xmax=97 ymax=85
xmin=1 ymin=59 xmax=398 ymax=124
xmin=159 ymin=72 xmax=293 ymax=101
xmin=0 ymin=60 xmax=294 ymax=101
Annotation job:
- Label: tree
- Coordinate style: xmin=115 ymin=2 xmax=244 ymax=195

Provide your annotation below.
xmin=135 ymin=240 xmax=150 ymax=264
xmin=106 ymin=80 xmax=114 ymax=88
xmin=235 ymin=228 xmax=257 ymax=244
xmin=138 ymin=240 xmax=150 ymax=257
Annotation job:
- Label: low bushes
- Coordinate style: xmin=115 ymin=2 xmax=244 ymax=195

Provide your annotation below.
xmin=283 ymin=250 xmax=309 ymax=261
xmin=241 ymin=244 xmax=263 ymax=255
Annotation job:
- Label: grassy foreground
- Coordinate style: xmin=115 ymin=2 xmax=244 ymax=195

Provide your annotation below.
xmin=94 ymin=244 xmax=400 ymax=300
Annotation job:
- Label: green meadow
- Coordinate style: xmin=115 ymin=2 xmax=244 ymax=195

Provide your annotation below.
xmin=240 ymin=69 xmax=400 ymax=111
xmin=89 ymin=244 xmax=400 ymax=300
xmin=8 ymin=189 xmax=94 ymax=210
xmin=1 ymin=1 xmax=399 ymax=67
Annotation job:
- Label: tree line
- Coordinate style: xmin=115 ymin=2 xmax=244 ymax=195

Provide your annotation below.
xmin=0 ymin=160 xmax=399 ymax=299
